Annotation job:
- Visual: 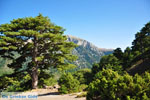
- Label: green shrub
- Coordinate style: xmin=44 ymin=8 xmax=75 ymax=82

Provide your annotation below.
xmin=0 ymin=73 xmax=31 ymax=92
xmin=87 ymin=69 xmax=150 ymax=100
xmin=58 ymin=73 xmax=80 ymax=94
xmin=0 ymin=76 xmax=14 ymax=90
xmin=0 ymin=69 xmax=57 ymax=92
xmin=58 ymin=85 xmax=69 ymax=94
xmin=78 ymin=84 xmax=88 ymax=91
xmin=38 ymin=70 xmax=57 ymax=88
xmin=91 ymin=54 xmax=123 ymax=77
xmin=73 ymin=68 xmax=92 ymax=85
xmin=43 ymin=77 xmax=57 ymax=86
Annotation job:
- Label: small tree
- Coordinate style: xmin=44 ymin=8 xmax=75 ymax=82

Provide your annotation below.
xmin=122 ymin=47 xmax=134 ymax=69
xmin=0 ymin=14 xmax=77 ymax=89
xmin=58 ymin=73 xmax=80 ymax=94
xmin=91 ymin=54 xmax=122 ymax=75
xmin=113 ymin=48 xmax=124 ymax=60
xmin=91 ymin=63 xmax=100 ymax=75
xmin=73 ymin=68 xmax=92 ymax=85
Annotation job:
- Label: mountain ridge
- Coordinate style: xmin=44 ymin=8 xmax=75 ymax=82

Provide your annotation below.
xmin=66 ymin=35 xmax=113 ymax=69
xmin=66 ymin=35 xmax=113 ymax=51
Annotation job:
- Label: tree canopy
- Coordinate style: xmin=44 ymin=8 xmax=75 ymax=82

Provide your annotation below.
xmin=131 ymin=22 xmax=150 ymax=62
xmin=132 ymin=22 xmax=150 ymax=54
xmin=0 ymin=14 xmax=77 ymax=89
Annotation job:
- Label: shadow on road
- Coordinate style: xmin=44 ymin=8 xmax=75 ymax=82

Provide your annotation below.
xmin=38 ymin=92 xmax=60 ymax=97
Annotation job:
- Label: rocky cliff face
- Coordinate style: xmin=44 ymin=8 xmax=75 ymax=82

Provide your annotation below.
xmin=66 ymin=35 xmax=113 ymax=69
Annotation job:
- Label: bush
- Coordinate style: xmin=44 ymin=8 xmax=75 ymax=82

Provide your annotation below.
xmin=0 ymin=73 xmax=31 ymax=92
xmin=87 ymin=69 xmax=150 ymax=100
xmin=38 ymin=70 xmax=57 ymax=88
xmin=78 ymin=84 xmax=88 ymax=91
xmin=43 ymin=77 xmax=57 ymax=86
xmin=73 ymin=68 xmax=92 ymax=85
xmin=58 ymin=73 xmax=80 ymax=94
xmin=91 ymin=54 xmax=123 ymax=77
xmin=0 ymin=69 xmax=57 ymax=92
xmin=0 ymin=76 xmax=14 ymax=90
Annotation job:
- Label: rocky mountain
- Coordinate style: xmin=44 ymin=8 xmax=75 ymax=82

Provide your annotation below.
xmin=66 ymin=35 xmax=113 ymax=69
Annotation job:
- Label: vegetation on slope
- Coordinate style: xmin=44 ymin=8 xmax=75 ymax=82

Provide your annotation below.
xmin=67 ymin=35 xmax=113 ymax=69
xmin=86 ymin=21 xmax=150 ymax=100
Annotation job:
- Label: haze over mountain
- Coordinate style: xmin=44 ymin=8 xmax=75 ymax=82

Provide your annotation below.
xmin=66 ymin=35 xmax=113 ymax=69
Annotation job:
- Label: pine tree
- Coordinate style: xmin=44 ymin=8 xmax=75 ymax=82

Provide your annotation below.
xmin=132 ymin=22 xmax=150 ymax=54
xmin=0 ymin=14 xmax=77 ymax=89
xmin=131 ymin=22 xmax=150 ymax=63
xmin=122 ymin=47 xmax=134 ymax=69
xmin=113 ymin=48 xmax=123 ymax=60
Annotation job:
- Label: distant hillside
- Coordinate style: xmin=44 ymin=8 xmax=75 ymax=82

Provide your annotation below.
xmin=67 ymin=35 xmax=113 ymax=69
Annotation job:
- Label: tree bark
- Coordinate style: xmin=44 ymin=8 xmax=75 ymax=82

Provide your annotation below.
xmin=32 ymin=37 xmax=38 ymax=89
xmin=32 ymin=68 xmax=38 ymax=89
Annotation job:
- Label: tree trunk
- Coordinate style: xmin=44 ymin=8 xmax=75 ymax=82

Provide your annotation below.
xmin=32 ymin=68 xmax=38 ymax=89
xmin=32 ymin=37 xmax=38 ymax=89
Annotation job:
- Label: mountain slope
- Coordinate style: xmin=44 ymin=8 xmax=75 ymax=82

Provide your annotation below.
xmin=127 ymin=59 xmax=150 ymax=75
xmin=66 ymin=35 xmax=113 ymax=69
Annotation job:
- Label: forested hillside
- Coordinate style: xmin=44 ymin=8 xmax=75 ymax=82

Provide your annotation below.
xmin=67 ymin=35 xmax=113 ymax=68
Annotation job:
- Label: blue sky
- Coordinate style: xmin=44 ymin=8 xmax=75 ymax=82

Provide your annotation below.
xmin=0 ymin=0 xmax=150 ymax=50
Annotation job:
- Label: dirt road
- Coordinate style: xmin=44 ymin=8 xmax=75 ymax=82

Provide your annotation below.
xmin=38 ymin=93 xmax=86 ymax=100
xmin=33 ymin=89 xmax=86 ymax=100
xmin=0 ymin=89 xmax=86 ymax=100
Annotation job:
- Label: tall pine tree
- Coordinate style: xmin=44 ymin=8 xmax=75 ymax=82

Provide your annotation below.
xmin=132 ymin=22 xmax=150 ymax=62
xmin=132 ymin=22 xmax=150 ymax=54
xmin=0 ymin=14 xmax=77 ymax=89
